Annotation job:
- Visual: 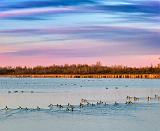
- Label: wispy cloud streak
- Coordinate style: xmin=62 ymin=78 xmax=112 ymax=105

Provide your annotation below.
xmin=0 ymin=0 xmax=159 ymax=66
xmin=0 ymin=7 xmax=74 ymax=18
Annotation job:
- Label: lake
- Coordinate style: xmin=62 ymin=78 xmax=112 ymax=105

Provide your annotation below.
xmin=0 ymin=78 xmax=160 ymax=131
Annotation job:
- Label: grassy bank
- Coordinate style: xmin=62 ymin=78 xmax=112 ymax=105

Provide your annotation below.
xmin=0 ymin=74 xmax=160 ymax=79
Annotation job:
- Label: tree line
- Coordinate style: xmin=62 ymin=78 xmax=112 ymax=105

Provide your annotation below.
xmin=0 ymin=63 xmax=160 ymax=75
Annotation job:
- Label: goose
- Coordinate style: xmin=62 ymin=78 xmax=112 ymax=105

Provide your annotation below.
xmin=67 ymin=103 xmax=70 ymax=106
xmin=114 ymin=101 xmax=119 ymax=105
xmin=48 ymin=104 xmax=54 ymax=108
xmin=126 ymin=101 xmax=133 ymax=104
xmin=18 ymin=106 xmax=23 ymax=110
xmin=36 ymin=106 xmax=40 ymax=110
xmin=59 ymin=105 xmax=63 ymax=108
xmin=79 ymin=103 xmax=84 ymax=108
xmin=69 ymin=105 xmax=75 ymax=111
xmin=5 ymin=106 xmax=9 ymax=111
xmin=96 ymin=102 xmax=99 ymax=105
xmin=25 ymin=107 xmax=29 ymax=110
xmin=104 ymin=102 xmax=107 ymax=106
xmin=87 ymin=102 xmax=90 ymax=106
xmin=100 ymin=100 xmax=103 ymax=104
xmin=147 ymin=96 xmax=151 ymax=101
xmin=134 ymin=97 xmax=139 ymax=101
xmin=91 ymin=103 xmax=95 ymax=106
xmin=155 ymin=94 xmax=158 ymax=98
xmin=66 ymin=107 xmax=70 ymax=111
xmin=57 ymin=104 xmax=63 ymax=108
xmin=126 ymin=96 xmax=132 ymax=100
xmin=71 ymin=107 xmax=74 ymax=112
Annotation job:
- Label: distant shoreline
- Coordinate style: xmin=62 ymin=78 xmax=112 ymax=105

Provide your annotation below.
xmin=0 ymin=74 xmax=160 ymax=79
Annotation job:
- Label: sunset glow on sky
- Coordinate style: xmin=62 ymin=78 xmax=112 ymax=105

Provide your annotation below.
xmin=0 ymin=0 xmax=159 ymax=67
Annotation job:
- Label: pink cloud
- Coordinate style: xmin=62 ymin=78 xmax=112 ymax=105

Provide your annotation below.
xmin=0 ymin=54 xmax=159 ymax=67
xmin=0 ymin=7 xmax=74 ymax=18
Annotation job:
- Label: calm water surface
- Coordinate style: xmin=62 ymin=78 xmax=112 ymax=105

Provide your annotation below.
xmin=0 ymin=78 xmax=160 ymax=131
xmin=0 ymin=78 xmax=160 ymax=91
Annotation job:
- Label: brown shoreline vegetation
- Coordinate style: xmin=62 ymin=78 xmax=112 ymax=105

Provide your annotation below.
xmin=0 ymin=74 xmax=160 ymax=79
xmin=0 ymin=62 xmax=160 ymax=79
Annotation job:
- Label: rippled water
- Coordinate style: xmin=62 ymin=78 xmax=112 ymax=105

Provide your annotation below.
xmin=0 ymin=78 xmax=160 ymax=131
xmin=0 ymin=103 xmax=160 ymax=131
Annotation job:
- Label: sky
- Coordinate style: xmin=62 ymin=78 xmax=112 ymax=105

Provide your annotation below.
xmin=0 ymin=0 xmax=160 ymax=67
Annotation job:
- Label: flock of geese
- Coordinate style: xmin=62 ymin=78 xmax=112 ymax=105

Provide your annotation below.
xmin=1 ymin=94 xmax=160 ymax=112
xmin=2 ymin=103 xmax=74 ymax=112
xmin=8 ymin=90 xmax=34 ymax=94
